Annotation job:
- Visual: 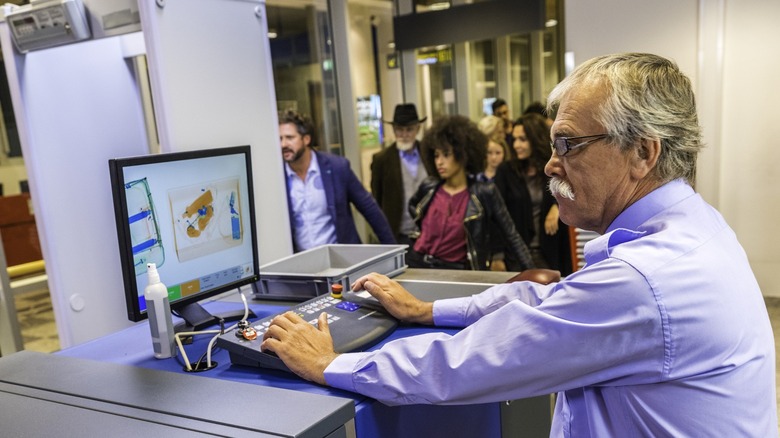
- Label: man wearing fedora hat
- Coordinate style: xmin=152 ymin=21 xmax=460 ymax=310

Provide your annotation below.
xmin=371 ymin=103 xmax=434 ymax=246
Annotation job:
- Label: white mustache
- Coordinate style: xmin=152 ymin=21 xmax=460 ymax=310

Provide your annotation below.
xmin=549 ymin=177 xmax=575 ymax=201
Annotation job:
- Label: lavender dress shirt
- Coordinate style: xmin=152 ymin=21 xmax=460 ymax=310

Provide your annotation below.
xmin=325 ymin=179 xmax=777 ymax=437
xmin=285 ymin=153 xmax=337 ymax=251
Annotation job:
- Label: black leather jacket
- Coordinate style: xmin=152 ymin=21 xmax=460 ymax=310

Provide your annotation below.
xmin=408 ymin=177 xmax=534 ymax=271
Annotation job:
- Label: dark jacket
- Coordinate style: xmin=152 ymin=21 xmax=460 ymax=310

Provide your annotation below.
xmin=285 ymin=151 xmax=395 ymax=251
xmin=494 ymin=161 xmax=572 ymax=275
xmin=408 ymin=176 xmax=534 ymax=271
xmin=370 ymin=142 xmax=433 ymax=239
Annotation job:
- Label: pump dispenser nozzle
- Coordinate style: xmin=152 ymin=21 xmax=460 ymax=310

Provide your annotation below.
xmin=147 ymin=263 xmax=160 ymax=284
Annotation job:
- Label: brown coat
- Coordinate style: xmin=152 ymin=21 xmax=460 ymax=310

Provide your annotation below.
xmin=370 ymin=142 xmax=432 ymax=239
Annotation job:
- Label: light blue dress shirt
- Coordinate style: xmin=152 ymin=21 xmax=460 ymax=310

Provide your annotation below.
xmin=399 ymin=148 xmax=421 ymax=179
xmin=325 ymin=179 xmax=777 ymax=437
xmin=285 ymin=153 xmax=337 ymax=251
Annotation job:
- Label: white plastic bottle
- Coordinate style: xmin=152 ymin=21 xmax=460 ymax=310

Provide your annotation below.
xmin=145 ymin=263 xmax=176 ymax=359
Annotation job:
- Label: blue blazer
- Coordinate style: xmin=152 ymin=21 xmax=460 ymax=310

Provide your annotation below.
xmin=286 ymin=151 xmax=395 ymax=250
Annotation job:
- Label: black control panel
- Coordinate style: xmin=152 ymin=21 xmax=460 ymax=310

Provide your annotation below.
xmin=216 ymin=294 xmax=398 ymax=373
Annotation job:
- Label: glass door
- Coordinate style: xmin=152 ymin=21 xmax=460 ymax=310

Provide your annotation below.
xmin=416 ymin=45 xmax=455 ymax=123
xmin=266 ymin=2 xmax=343 ymax=155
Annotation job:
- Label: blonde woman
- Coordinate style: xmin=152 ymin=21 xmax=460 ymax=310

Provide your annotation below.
xmin=477 ymin=115 xmax=511 ymax=182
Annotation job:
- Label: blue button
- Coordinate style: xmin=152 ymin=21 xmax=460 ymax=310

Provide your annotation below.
xmin=335 ymin=301 xmax=361 ymax=312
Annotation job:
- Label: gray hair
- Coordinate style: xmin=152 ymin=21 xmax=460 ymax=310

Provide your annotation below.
xmin=478 ymin=115 xmax=502 ymax=134
xmin=547 ymin=53 xmax=702 ymax=185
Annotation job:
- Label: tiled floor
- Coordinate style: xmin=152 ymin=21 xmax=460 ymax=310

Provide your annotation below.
xmin=11 ymin=290 xmax=780 ymax=428
xmin=13 ymin=288 xmax=59 ymax=353
xmin=766 ymin=297 xmax=780 ymax=420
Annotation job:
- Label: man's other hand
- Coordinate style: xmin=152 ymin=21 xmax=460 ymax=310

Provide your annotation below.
xmin=262 ymin=312 xmax=339 ymax=385
xmin=351 ymin=273 xmax=434 ymax=325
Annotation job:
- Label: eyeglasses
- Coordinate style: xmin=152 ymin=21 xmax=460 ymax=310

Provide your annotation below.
xmin=550 ymin=134 xmax=608 ymax=156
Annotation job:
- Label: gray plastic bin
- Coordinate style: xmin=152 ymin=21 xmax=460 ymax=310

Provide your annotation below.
xmin=255 ymin=244 xmax=407 ymax=299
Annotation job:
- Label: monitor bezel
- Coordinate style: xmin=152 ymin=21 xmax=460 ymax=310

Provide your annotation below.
xmin=108 ymin=145 xmax=260 ymax=323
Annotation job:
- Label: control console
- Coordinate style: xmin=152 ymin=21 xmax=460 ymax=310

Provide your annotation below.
xmin=216 ymin=293 xmax=397 ymax=373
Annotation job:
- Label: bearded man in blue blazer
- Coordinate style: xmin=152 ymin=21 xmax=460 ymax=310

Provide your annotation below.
xmin=279 ymin=110 xmax=395 ymax=252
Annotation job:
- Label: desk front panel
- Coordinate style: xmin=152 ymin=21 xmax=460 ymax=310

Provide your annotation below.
xmin=58 ymin=301 xmax=505 ymax=437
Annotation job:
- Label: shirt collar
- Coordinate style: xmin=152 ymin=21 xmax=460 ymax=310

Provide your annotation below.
xmin=607 ymin=178 xmax=695 ymax=233
xmin=284 ymin=149 xmax=320 ymax=179
xmin=398 ymin=146 xmax=419 ymax=157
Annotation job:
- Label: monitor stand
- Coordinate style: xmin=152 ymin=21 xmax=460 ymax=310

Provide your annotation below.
xmin=173 ymin=302 xmax=256 ymax=332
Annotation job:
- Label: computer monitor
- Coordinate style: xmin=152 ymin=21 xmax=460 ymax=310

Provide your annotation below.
xmin=482 ymin=97 xmax=498 ymax=117
xmin=108 ymin=145 xmax=259 ymax=329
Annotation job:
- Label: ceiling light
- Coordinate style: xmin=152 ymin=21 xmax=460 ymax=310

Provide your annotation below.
xmin=429 ymin=2 xmax=450 ymax=11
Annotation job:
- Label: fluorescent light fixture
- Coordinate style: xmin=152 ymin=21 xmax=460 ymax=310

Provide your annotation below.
xmin=565 ymin=51 xmax=575 ymax=75
xmin=429 ymin=2 xmax=450 ymax=11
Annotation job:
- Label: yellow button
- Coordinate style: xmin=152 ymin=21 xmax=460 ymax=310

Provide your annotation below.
xmin=330 ymin=283 xmax=343 ymax=298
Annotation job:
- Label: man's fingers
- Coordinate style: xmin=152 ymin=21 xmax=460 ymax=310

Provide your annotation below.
xmin=260 ymin=336 xmax=278 ymax=353
xmin=363 ymin=279 xmax=379 ymax=294
xmin=271 ymin=311 xmax=302 ymax=328
xmin=281 ymin=310 xmax=305 ymax=323
xmin=263 ymin=311 xmax=302 ymax=341
xmin=317 ymin=312 xmax=330 ymax=336
xmin=351 ymin=272 xmax=387 ymax=291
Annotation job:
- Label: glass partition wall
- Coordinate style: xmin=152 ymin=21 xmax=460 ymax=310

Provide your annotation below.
xmin=267 ymin=2 xmax=343 ymax=155
xmin=416 ymin=44 xmax=455 ymax=122
xmin=405 ymin=0 xmax=563 ymax=123
xmin=263 ymin=0 xmax=563 ymax=160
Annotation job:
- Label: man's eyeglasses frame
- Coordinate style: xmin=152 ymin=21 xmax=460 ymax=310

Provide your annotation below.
xmin=550 ymin=134 xmax=608 ymax=156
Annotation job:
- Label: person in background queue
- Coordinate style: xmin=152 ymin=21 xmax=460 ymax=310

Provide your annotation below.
xmin=279 ymin=110 xmax=395 ymax=252
xmin=370 ymin=104 xmax=433 ymax=247
xmin=491 ymin=98 xmax=513 ymax=148
xmin=495 ymin=113 xmax=572 ymax=274
xmin=476 ymin=114 xmax=511 ymax=182
xmin=523 ymin=101 xmax=554 ymax=128
xmin=404 ymin=115 xmax=533 ymax=270
xmin=477 ymin=114 xmax=513 ymax=271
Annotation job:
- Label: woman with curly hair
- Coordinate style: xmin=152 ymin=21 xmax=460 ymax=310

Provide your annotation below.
xmin=407 ymin=115 xmax=534 ymax=271
xmin=494 ymin=113 xmax=572 ymax=274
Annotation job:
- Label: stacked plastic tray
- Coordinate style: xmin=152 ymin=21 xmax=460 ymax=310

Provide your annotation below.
xmin=254 ymin=244 xmax=407 ymax=300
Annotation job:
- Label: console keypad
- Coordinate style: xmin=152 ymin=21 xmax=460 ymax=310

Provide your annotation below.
xmin=251 ymin=296 xmax=341 ymax=337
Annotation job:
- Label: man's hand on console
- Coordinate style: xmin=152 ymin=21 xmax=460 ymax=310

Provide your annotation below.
xmin=261 ymin=312 xmax=338 ymax=385
xmin=351 ymin=273 xmax=434 ymax=325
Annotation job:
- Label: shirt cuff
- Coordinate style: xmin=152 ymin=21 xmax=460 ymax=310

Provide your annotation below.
xmin=432 ymin=297 xmax=471 ymax=327
xmin=323 ymin=352 xmax=367 ymax=392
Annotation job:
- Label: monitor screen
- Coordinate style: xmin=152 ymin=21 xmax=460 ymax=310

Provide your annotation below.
xmin=108 ymin=146 xmax=259 ymax=328
xmin=482 ymin=97 xmax=497 ymax=116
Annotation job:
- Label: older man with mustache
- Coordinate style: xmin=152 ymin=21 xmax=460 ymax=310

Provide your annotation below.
xmin=264 ymin=54 xmax=777 ymax=437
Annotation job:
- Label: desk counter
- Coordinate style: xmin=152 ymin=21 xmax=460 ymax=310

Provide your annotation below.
xmin=58 ymin=270 xmax=551 ymax=437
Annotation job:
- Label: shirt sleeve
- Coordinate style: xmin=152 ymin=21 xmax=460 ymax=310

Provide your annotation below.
xmin=345 ymin=165 xmax=396 ymax=244
xmin=323 ymin=257 xmax=666 ymax=406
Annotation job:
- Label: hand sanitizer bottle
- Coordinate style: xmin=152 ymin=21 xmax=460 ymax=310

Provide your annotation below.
xmin=145 ymin=263 xmax=176 ymax=359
